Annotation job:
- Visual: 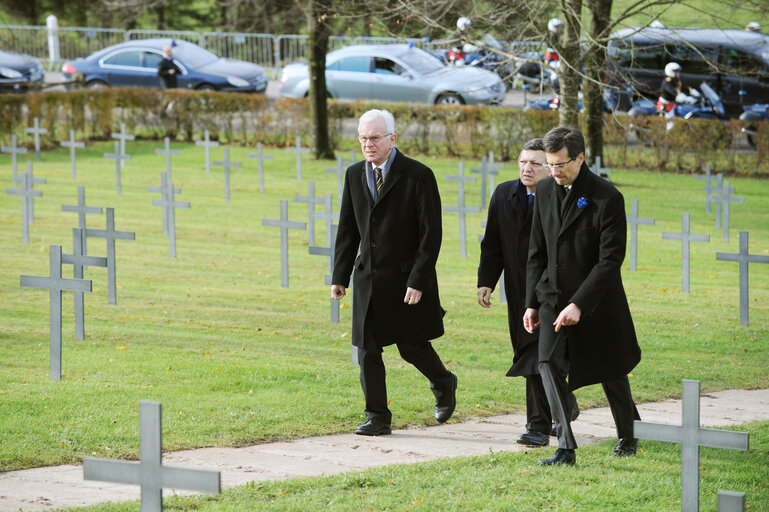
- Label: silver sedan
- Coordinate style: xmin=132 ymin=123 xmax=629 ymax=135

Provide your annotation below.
xmin=279 ymin=44 xmax=506 ymax=105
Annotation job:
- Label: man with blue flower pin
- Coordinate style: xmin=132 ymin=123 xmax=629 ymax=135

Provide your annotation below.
xmin=523 ymin=126 xmax=642 ymax=466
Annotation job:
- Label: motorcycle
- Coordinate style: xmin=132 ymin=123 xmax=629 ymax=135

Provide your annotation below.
xmin=440 ymin=34 xmax=515 ymax=79
xmin=628 ymin=82 xmax=726 ymax=120
xmin=739 ymin=103 xmax=769 ymax=149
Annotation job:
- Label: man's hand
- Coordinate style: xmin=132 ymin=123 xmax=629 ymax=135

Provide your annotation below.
xmin=554 ymin=303 xmax=582 ymax=332
xmin=331 ymin=284 xmax=346 ymax=300
xmin=523 ymin=308 xmax=540 ymax=333
xmin=404 ymin=287 xmax=422 ymax=305
xmin=477 ymin=287 xmax=493 ymax=308
xmin=169 ymin=69 xmax=175 ymax=75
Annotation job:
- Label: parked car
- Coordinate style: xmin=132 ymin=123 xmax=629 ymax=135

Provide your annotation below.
xmin=0 ymin=49 xmax=45 ymax=92
xmin=61 ymin=38 xmax=267 ymax=93
xmin=606 ymin=26 xmax=769 ymax=117
xmin=279 ymin=44 xmax=506 ymax=105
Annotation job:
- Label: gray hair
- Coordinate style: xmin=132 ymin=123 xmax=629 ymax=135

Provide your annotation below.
xmin=358 ymin=109 xmax=395 ymax=134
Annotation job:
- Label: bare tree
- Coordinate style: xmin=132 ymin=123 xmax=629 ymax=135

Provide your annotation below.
xmin=306 ymin=0 xmax=335 ymax=160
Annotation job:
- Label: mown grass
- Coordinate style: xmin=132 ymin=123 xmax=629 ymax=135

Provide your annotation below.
xmin=1 ymin=140 xmax=767 ymax=476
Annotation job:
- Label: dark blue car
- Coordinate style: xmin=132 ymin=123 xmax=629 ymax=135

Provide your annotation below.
xmin=0 ymin=49 xmax=45 ymax=93
xmin=61 ymin=38 xmax=267 ymax=93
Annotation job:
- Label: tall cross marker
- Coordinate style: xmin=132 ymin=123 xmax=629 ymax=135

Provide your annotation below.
xmin=83 ymin=401 xmax=221 ymax=512
xmin=627 ymin=199 xmax=655 ymax=271
xmin=486 ymin=151 xmax=504 ymax=192
xmin=213 ymin=148 xmax=241 ymax=202
xmin=287 ymin=137 xmax=309 ymax=181
xmin=62 ymin=186 xmax=103 ymax=253
xmin=634 ymin=380 xmax=749 ymax=512
xmin=706 ymin=175 xmax=735 ymax=231
xmin=6 ymin=171 xmax=41 ymax=244
xmin=716 ymin=231 xmax=769 ymax=326
xmin=444 ymin=162 xmax=481 ymax=258
xmin=152 ymin=175 xmax=190 ymax=258
xmin=24 ymin=161 xmax=46 ymax=224
xmin=60 ymin=129 xmax=85 ymax=179
xmin=294 ymin=180 xmax=324 ymax=246
xmin=262 ymin=199 xmax=306 ymax=288
xmin=62 ymin=228 xmax=107 ymax=340
xmin=693 ymin=163 xmax=719 ymax=213
xmin=20 ymin=245 xmax=92 ymax=380
xmin=309 ymin=224 xmax=340 ymax=323
xmin=662 ymin=213 xmax=710 ymax=294
xmin=703 ymin=173 xmax=724 ymax=224
xmin=148 ymin=173 xmax=180 ymax=236
xmin=247 ymin=142 xmax=272 ymax=193
xmin=26 ymin=117 xmax=48 ymax=161
xmin=590 ymin=156 xmax=612 ymax=179
xmin=2 ymin=134 xmax=28 ymax=187
xmin=195 ymin=129 xmax=219 ymax=174
xmin=111 ymin=122 xmax=135 ymax=162
xmin=326 ymin=154 xmax=346 ymax=205
xmin=104 ymin=140 xmax=131 ymax=194
xmin=719 ymin=180 xmax=744 ymax=244
xmin=154 ymin=137 xmax=180 ymax=179
xmin=470 ymin=156 xmax=498 ymax=210
xmin=86 ymin=208 xmax=135 ymax=304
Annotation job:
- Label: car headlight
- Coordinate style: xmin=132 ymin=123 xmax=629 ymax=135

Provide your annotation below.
xmin=0 ymin=66 xmax=23 ymax=79
xmin=226 ymin=76 xmax=250 ymax=88
xmin=467 ymin=87 xmax=491 ymax=98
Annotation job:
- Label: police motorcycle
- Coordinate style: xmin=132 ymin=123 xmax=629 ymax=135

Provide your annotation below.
xmin=739 ymin=102 xmax=769 ymax=149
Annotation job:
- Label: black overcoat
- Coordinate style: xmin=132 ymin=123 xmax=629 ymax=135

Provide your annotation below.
xmin=525 ymin=164 xmax=641 ymax=390
xmin=332 ymin=149 xmax=445 ymax=348
xmin=157 ymin=58 xmax=182 ymax=88
xmin=477 ymin=179 xmax=539 ymax=377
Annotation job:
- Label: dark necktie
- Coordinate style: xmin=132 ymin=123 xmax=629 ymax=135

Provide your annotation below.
xmin=558 ymin=185 xmax=567 ymax=202
xmin=374 ymin=167 xmax=383 ymax=195
xmin=527 ymin=194 xmax=535 ymax=215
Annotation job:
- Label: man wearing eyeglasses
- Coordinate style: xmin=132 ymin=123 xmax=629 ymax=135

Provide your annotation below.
xmin=477 ymin=138 xmax=578 ymax=449
xmin=523 ymin=126 xmax=641 ymax=466
xmin=331 ymin=109 xmax=456 ymax=436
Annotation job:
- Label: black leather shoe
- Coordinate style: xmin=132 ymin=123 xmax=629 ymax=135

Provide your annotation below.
xmin=355 ymin=419 xmax=391 ymax=436
xmin=434 ymin=372 xmax=458 ymax=423
xmin=517 ymin=429 xmax=549 ymax=447
xmin=613 ymin=438 xmax=638 ymax=456
xmin=550 ymin=399 xmax=580 ymax=436
xmin=537 ymin=448 xmax=576 ymax=466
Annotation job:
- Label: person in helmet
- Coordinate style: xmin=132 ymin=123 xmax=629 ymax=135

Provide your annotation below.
xmin=545 ymin=18 xmax=563 ymax=67
xmin=745 ymin=21 xmax=761 ymax=33
xmin=657 ymin=62 xmax=699 ymax=115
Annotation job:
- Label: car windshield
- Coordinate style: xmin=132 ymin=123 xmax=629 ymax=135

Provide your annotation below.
xmin=171 ymin=44 xmax=219 ymax=67
xmin=396 ymin=48 xmax=445 ymax=75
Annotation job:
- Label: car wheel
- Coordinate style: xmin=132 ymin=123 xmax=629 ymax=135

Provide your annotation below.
xmin=196 ymin=84 xmax=217 ymax=91
xmin=435 ymin=93 xmax=464 ymax=105
xmin=86 ymin=80 xmax=107 ymax=89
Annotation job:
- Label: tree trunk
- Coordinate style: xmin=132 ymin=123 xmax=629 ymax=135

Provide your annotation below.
xmin=307 ymin=1 xmax=335 ymax=160
xmin=584 ymin=0 xmax=612 ymax=167
xmin=558 ymin=0 xmax=583 ymax=128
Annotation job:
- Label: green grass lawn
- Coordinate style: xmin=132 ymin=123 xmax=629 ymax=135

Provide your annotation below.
xmin=1 ymin=140 xmax=768 ymax=496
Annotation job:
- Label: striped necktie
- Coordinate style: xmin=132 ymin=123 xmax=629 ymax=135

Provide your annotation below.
xmin=374 ymin=167 xmax=383 ymax=194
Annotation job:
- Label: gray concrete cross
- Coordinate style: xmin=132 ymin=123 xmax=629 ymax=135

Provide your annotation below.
xmin=104 ymin=140 xmax=131 ymax=194
xmin=62 ymin=186 xmax=103 ymax=253
xmin=152 ymin=175 xmax=190 ymax=258
xmin=26 ymin=117 xmax=48 ymax=161
xmin=486 ymin=151 xmax=504 ymax=192
xmin=345 ymin=150 xmax=357 ymax=168
xmin=706 ymin=174 xmax=736 ymax=231
xmin=24 ymin=161 xmax=46 ymax=224
xmin=148 ymin=173 xmax=181 ymax=236
xmin=312 ymin=194 xmax=339 ymax=249
xmin=20 ymin=245 xmax=92 ymax=380
xmin=627 ymin=199 xmax=655 ymax=271
xmin=590 ymin=156 xmax=612 ymax=180
xmin=247 ymin=141 xmax=272 ymax=193
xmin=634 ymin=379 xmax=749 ymax=512
xmin=719 ymin=180 xmax=744 ymax=243
xmin=61 ymin=228 xmax=107 ymax=341
xmin=195 ymin=129 xmax=219 ymax=174
xmin=718 ymin=491 xmax=745 ymax=512
xmin=213 ymin=148 xmax=241 ymax=203
xmin=86 ymin=208 xmax=135 ymax=305
xmin=262 ymin=199 xmax=306 ymax=288
xmin=155 ymin=137 xmax=181 ymax=179
xmin=693 ymin=163 xmax=719 ymax=213
xmin=703 ymin=173 xmax=724 ymax=223
xmin=287 ymin=136 xmax=309 ymax=181
xmin=6 ymin=171 xmax=41 ymax=244
xmin=325 ymin=154 xmax=346 ymax=205
xmin=477 ymin=221 xmax=506 ymax=303
xmin=716 ymin=231 xmax=769 ymax=326
xmin=294 ymin=180 xmax=324 ymax=246
xmin=309 ymin=224 xmax=340 ymax=323
xmin=111 ymin=122 xmax=135 ymax=162
xmin=2 ymin=134 xmax=28 ymax=187
xmin=470 ymin=156 xmax=499 ymax=210
xmin=60 ymin=129 xmax=85 ymax=179
xmin=83 ymin=401 xmax=220 ymax=512
xmin=444 ymin=162 xmax=481 ymax=258
xmin=662 ymin=213 xmax=710 ymax=294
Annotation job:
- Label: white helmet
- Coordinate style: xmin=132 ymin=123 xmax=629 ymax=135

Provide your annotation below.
xmin=746 ymin=21 xmax=761 ymax=32
xmin=548 ymin=18 xmax=563 ymax=33
xmin=665 ymin=62 xmax=681 ymax=78
xmin=457 ymin=17 xmax=472 ymax=32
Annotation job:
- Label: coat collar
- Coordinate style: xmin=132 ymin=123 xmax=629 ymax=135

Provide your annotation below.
xmin=508 ymin=179 xmax=530 ymax=217
xmin=558 ymin=161 xmax=595 ymax=236
xmin=362 ymin=148 xmax=404 ymax=208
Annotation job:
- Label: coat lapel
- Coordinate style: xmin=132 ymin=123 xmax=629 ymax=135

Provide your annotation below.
xmin=558 ymin=163 xmax=594 ymax=237
xmin=360 ymin=163 xmax=375 ymax=208
xmin=375 ymin=149 xmax=403 ymax=205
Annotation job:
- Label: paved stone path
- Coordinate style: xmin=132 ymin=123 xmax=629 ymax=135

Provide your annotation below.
xmin=1 ymin=388 xmax=768 ymax=511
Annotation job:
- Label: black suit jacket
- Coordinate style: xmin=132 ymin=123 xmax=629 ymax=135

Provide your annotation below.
xmin=332 ymin=149 xmax=445 ymax=348
xmin=525 ymin=163 xmax=641 ymax=389
xmin=478 ymin=179 xmax=539 ymax=377
xmin=158 ymin=58 xmax=182 ymax=89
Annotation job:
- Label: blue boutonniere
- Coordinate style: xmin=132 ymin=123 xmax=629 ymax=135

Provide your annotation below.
xmin=577 ymin=196 xmax=588 ymax=209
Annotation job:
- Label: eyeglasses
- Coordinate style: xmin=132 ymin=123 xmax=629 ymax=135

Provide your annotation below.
xmin=545 ymin=158 xmax=575 ymax=171
xmin=358 ymin=133 xmax=392 ymax=144
xmin=519 ymin=160 xmax=545 ymax=168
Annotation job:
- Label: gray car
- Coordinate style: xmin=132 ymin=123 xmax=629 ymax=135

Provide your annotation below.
xmin=279 ymin=44 xmax=506 ymax=105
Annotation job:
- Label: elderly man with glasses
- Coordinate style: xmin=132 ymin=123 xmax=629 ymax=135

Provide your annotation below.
xmin=332 ymin=109 xmax=457 ymax=436
xmin=523 ymin=126 xmax=642 ymax=466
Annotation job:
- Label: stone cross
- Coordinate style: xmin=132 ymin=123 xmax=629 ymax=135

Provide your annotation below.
xmin=716 ymin=231 xmax=769 ymax=326
xmin=478 ymin=221 xmax=506 ymax=303
xmin=60 ymin=129 xmax=85 ymax=179
xmin=20 ymin=245 xmax=92 ymax=380
xmin=62 ymin=228 xmax=107 ymax=340
xmin=104 ymin=140 xmax=131 ymax=194
xmin=86 ymin=208 xmax=135 ymax=305
xmin=633 ymin=379 xmax=749 ymax=512
xmin=24 ymin=161 xmax=46 ymax=224
xmin=345 ymin=150 xmax=358 ymax=167
xmin=590 ymin=156 xmax=612 ymax=180
xmin=703 ymin=173 xmax=724 ymax=222
xmin=486 ymin=151 xmax=504 ymax=192
xmin=313 ymin=194 xmax=339 ymax=249
xmin=62 ymin=186 xmax=103 ymax=253
xmin=326 ymin=154 xmax=346 ymax=205
xmin=2 ymin=134 xmax=28 ymax=187
xmin=213 ymin=148 xmax=241 ymax=203
xmin=111 ymin=122 xmax=135 ymax=163
xmin=6 ymin=171 xmax=41 ymax=244
xmin=706 ymin=175 xmax=736 ymax=231
xmin=152 ymin=175 xmax=190 ymax=258
xmin=719 ymin=181 xmax=744 ymax=244
xmin=718 ymin=491 xmax=745 ymax=512
xmin=662 ymin=213 xmax=710 ymax=294
xmin=470 ymin=156 xmax=498 ymax=210
xmin=247 ymin=142 xmax=272 ymax=193
xmin=693 ymin=163 xmax=719 ymax=213
xmin=148 ymin=173 xmax=181 ymax=236
xmin=155 ymin=137 xmax=180 ymax=179
xmin=287 ymin=137 xmax=309 ymax=181
xmin=262 ymin=199 xmax=306 ymax=288
xmin=627 ymin=199 xmax=655 ymax=271
xmin=83 ymin=401 xmax=220 ymax=512
xmin=309 ymin=224 xmax=340 ymax=323
xmin=195 ymin=129 xmax=219 ymax=174
xmin=26 ymin=117 xmax=48 ymax=161
xmin=294 ymin=180 xmax=324 ymax=246
xmin=444 ymin=162 xmax=481 ymax=258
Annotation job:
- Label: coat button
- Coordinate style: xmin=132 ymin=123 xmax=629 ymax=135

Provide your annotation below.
xmin=370 ymin=241 xmax=377 ymax=248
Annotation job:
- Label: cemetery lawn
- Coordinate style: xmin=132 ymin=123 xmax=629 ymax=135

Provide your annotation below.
xmin=1 ymin=141 xmax=768 ymax=473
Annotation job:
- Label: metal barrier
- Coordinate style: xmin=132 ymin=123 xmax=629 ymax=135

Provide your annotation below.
xmin=57 ymin=27 xmax=125 ymax=60
xmin=202 ymin=32 xmax=276 ymax=68
xmin=274 ymin=35 xmax=353 ymax=67
xmin=126 ymin=29 xmax=202 ymax=45
xmin=0 ymin=25 xmax=48 ymax=60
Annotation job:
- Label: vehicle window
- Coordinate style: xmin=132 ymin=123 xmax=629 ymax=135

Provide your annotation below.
xmin=397 ymin=48 xmax=444 ymax=75
xmin=607 ymin=40 xmax=664 ymax=69
xmin=171 ymin=44 xmax=218 ymax=66
xmin=143 ymin=52 xmax=164 ymax=70
xmin=374 ymin=57 xmax=406 ymax=75
xmin=664 ymin=44 xmax=718 ymax=75
xmin=722 ymin=48 xmax=767 ymax=78
xmin=328 ymin=56 xmax=371 ymax=73
xmin=103 ymin=51 xmax=142 ymax=67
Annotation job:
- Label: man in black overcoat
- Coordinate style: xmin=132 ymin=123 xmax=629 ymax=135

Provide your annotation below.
xmin=158 ymin=44 xmax=182 ymax=89
xmin=477 ymin=138 xmax=577 ymax=448
xmin=332 ymin=109 xmax=457 ymax=436
xmin=524 ymin=126 xmax=641 ymax=465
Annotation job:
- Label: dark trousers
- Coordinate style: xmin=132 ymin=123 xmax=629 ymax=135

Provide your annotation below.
xmin=525 ymin=373 xmax=552 ymax=434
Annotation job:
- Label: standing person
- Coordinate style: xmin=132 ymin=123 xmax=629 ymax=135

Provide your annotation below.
xmin=523 ymin=126 xmax=641 ymax=466
xmin=158 ymin=44 xmax=182 ymax=89
xmin=477 ymin=138 xmax=577 ymax=448
xmin=331 ymin=109 xmax=457 ymax=436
